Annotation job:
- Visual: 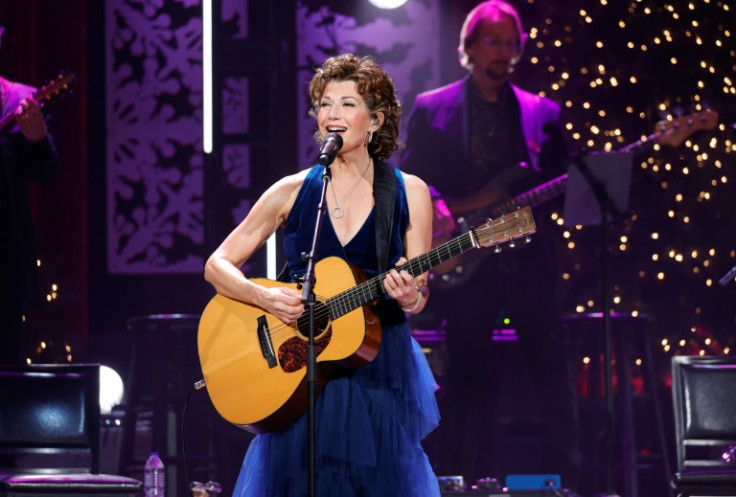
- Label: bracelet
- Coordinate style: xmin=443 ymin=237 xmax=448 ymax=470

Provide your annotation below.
xmin=401 ymin=287 xmax=423 ymax=313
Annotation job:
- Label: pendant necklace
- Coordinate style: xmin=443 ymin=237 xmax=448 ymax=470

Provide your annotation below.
xmin=330 ymin=157 xmax=372 ymax=219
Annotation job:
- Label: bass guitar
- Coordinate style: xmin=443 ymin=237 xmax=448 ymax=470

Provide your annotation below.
xmin=0 ymin=71 xmax=76 ymax=133
xmin=432 ymin=109 xmax=719 ymax=288
xmin=198 ymin=206 xmax=536 ymax=433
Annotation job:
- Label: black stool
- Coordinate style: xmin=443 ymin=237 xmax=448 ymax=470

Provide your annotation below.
xmin=564 ymin=312 xmax=673 ymax=497
xmin=117 ymin=314 xmax=202 ymax=497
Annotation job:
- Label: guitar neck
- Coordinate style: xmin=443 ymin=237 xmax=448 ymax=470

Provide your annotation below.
xmin=327 ymin=230 xmax=478 ymax=319
xmin=0 ymin=72 xmax=76 ymax=134
xmin=618 ymin=131 xmax=658 ymax=155
xmin=617 ymin=110 xmax=716 ymax=154
xmin=489 ymin=174 xmax=568 ymax=218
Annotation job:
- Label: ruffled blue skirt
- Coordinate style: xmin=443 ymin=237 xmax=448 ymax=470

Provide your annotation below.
xmin=232 ymin=321 xmax=441 ymax=497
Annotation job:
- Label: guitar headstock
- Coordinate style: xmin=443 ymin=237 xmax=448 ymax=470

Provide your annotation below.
xmin=655 ymin=109 xmax=718 ymax=147
xmin=474 ymin=205 xmax=537 ymax=248
xmin=35 ymin=71 xmax=76 ymax=106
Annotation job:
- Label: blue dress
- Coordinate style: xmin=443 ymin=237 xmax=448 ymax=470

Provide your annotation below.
xmin=232 ymin=164 xmax=441 ymax=497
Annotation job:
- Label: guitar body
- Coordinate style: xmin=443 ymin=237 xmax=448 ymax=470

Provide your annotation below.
xmin=197 ymin=256 xmax=381 ymax=434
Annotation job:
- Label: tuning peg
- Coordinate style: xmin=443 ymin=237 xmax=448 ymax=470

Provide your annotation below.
xmin=508 ymin=240 xmax=516 ymax=248
xmin=494 ymin=245 xmax=502 ymax=253
xmin=525 ymin=235 xmax=532 ymax=243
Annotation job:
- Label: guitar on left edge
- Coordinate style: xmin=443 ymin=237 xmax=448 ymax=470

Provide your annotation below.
xmin=0 ymin=71 xmax=76 ymax=134
xmin=198 ymin=206 xmax=537 ymax=434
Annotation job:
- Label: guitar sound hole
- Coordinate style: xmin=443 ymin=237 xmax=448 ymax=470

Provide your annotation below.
xmin=294 ymin=300 xmax=330 ymax=339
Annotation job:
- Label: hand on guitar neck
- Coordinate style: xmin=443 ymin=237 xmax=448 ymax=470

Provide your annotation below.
xmin=14 ymin=97 xmax=47 ymax=142
xmin=0 ymin=71 xmax=76 ymax=136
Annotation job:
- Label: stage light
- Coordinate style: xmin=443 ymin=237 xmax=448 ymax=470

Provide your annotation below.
xmin=203 ymin=0 xmax=213 ymax=153
xmin=267 ymin=232 xmax=277 ymax=280
xmin=99 ymin=365 xmax=124 ymax=414
xmin=367 ymin=0 xmax=408 ymax=9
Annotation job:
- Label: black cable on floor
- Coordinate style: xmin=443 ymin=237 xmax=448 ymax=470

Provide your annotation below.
xmin=546 ymin=478 xmax=567 ymax=497
xmin=181 ymin=379 xmax=207 ymax=492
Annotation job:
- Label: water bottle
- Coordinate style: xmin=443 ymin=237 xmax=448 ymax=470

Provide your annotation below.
xmin=144 ymin=451 xmax=165 ymax=497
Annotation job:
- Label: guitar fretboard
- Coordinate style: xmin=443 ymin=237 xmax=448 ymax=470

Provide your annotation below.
xmin=327 ymin=230 xmax=478 ymax=319
xmin=324 ymin=206 xmax=535 ymax=319
xmin=489 ymin=175 xmax=568 ymax=219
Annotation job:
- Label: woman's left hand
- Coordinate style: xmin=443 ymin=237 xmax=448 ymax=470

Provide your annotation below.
xmin=383 ymin=257 xmax=421 ymax=309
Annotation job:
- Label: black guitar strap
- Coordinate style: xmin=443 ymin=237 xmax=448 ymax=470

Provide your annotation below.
xmin=373 ymin=160 xmax=396 ymax=275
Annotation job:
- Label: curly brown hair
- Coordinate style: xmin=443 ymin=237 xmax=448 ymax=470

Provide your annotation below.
xmin=309 ymin=53 xmax=401 ymax=162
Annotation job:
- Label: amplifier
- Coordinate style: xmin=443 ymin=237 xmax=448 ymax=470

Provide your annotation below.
xmin=439 ymin=474 xmax=562 ymax=497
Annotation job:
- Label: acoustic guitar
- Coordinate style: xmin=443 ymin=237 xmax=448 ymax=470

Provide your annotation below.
xmin=198 ymin=206 xmax=536 ymax=433
xmin=431 ymin=109 xmax=719 ymax=288
xmin=0 ymin=71 xmax=76 ymax=133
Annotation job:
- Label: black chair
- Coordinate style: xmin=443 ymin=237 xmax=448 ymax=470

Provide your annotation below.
xmin=0 ymin=363 xmax=142 ymax=496
xmin=671 ymin=355 xmax=736 ymax=497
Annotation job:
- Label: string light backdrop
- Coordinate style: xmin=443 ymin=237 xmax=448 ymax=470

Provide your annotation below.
xmin=509 ymin=0 xmax=735 ymax=366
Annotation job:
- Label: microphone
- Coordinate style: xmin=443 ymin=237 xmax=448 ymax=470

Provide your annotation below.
xmin=317 ymin=133 xmax=343 ymax=166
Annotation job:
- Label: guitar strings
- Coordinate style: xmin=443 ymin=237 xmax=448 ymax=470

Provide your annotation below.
xmin=260 ymin=251 xmax=441 ymax=342
xmin=260 ymin=213 xmax=532 ymax=344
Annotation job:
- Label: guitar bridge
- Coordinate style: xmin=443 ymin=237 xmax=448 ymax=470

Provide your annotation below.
xmin=257 ymin=315 xmax=278 ymax=368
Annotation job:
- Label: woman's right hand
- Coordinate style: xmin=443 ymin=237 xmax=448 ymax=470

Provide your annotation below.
xmin=261 ymin=286 xmax=304 ymax=325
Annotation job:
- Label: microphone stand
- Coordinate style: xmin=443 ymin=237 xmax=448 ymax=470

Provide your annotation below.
xmin=572 ymin=149 xmax=622 ymax=497
xmin=300 ymin=159 xmax=333 ymax=497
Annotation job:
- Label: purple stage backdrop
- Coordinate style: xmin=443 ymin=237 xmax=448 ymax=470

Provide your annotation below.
xmin=105 ymin=0 xmax=204 ymax=274
xmin=103 ymin=0 xmax=439 ymax=274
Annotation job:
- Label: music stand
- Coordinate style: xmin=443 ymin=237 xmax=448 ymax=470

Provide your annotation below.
xmin=564 ymin=150 xmax=633 ymax=497
xmin=564 ymin=151 xmax=633 ymax=227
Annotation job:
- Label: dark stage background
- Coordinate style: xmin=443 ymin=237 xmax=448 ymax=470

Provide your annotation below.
xmin=2 ymin=0 xmax=735 ymax=496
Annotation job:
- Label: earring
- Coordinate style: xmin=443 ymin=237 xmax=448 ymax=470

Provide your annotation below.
xmin=368 ymin=130 xmax=373 ymax=143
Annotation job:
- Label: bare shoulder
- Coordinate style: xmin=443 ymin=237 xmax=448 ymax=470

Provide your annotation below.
xmin=272 ymin=168 xmax=309 ymax=190
xmin=264 ymin=169 xmax=309 ymax=203
xmin=255 ymin=169 xmax=310 ymax=224
xmin=398 ymin=170 xmax=430 ymax=198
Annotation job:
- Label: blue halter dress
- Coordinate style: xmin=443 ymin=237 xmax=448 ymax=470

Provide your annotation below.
xmin=231 ymin=164 xmax=441 ymax=497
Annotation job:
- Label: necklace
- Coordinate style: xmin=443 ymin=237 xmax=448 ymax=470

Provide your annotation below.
xmin=330 ymin=157 xmax=372 ymax=219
